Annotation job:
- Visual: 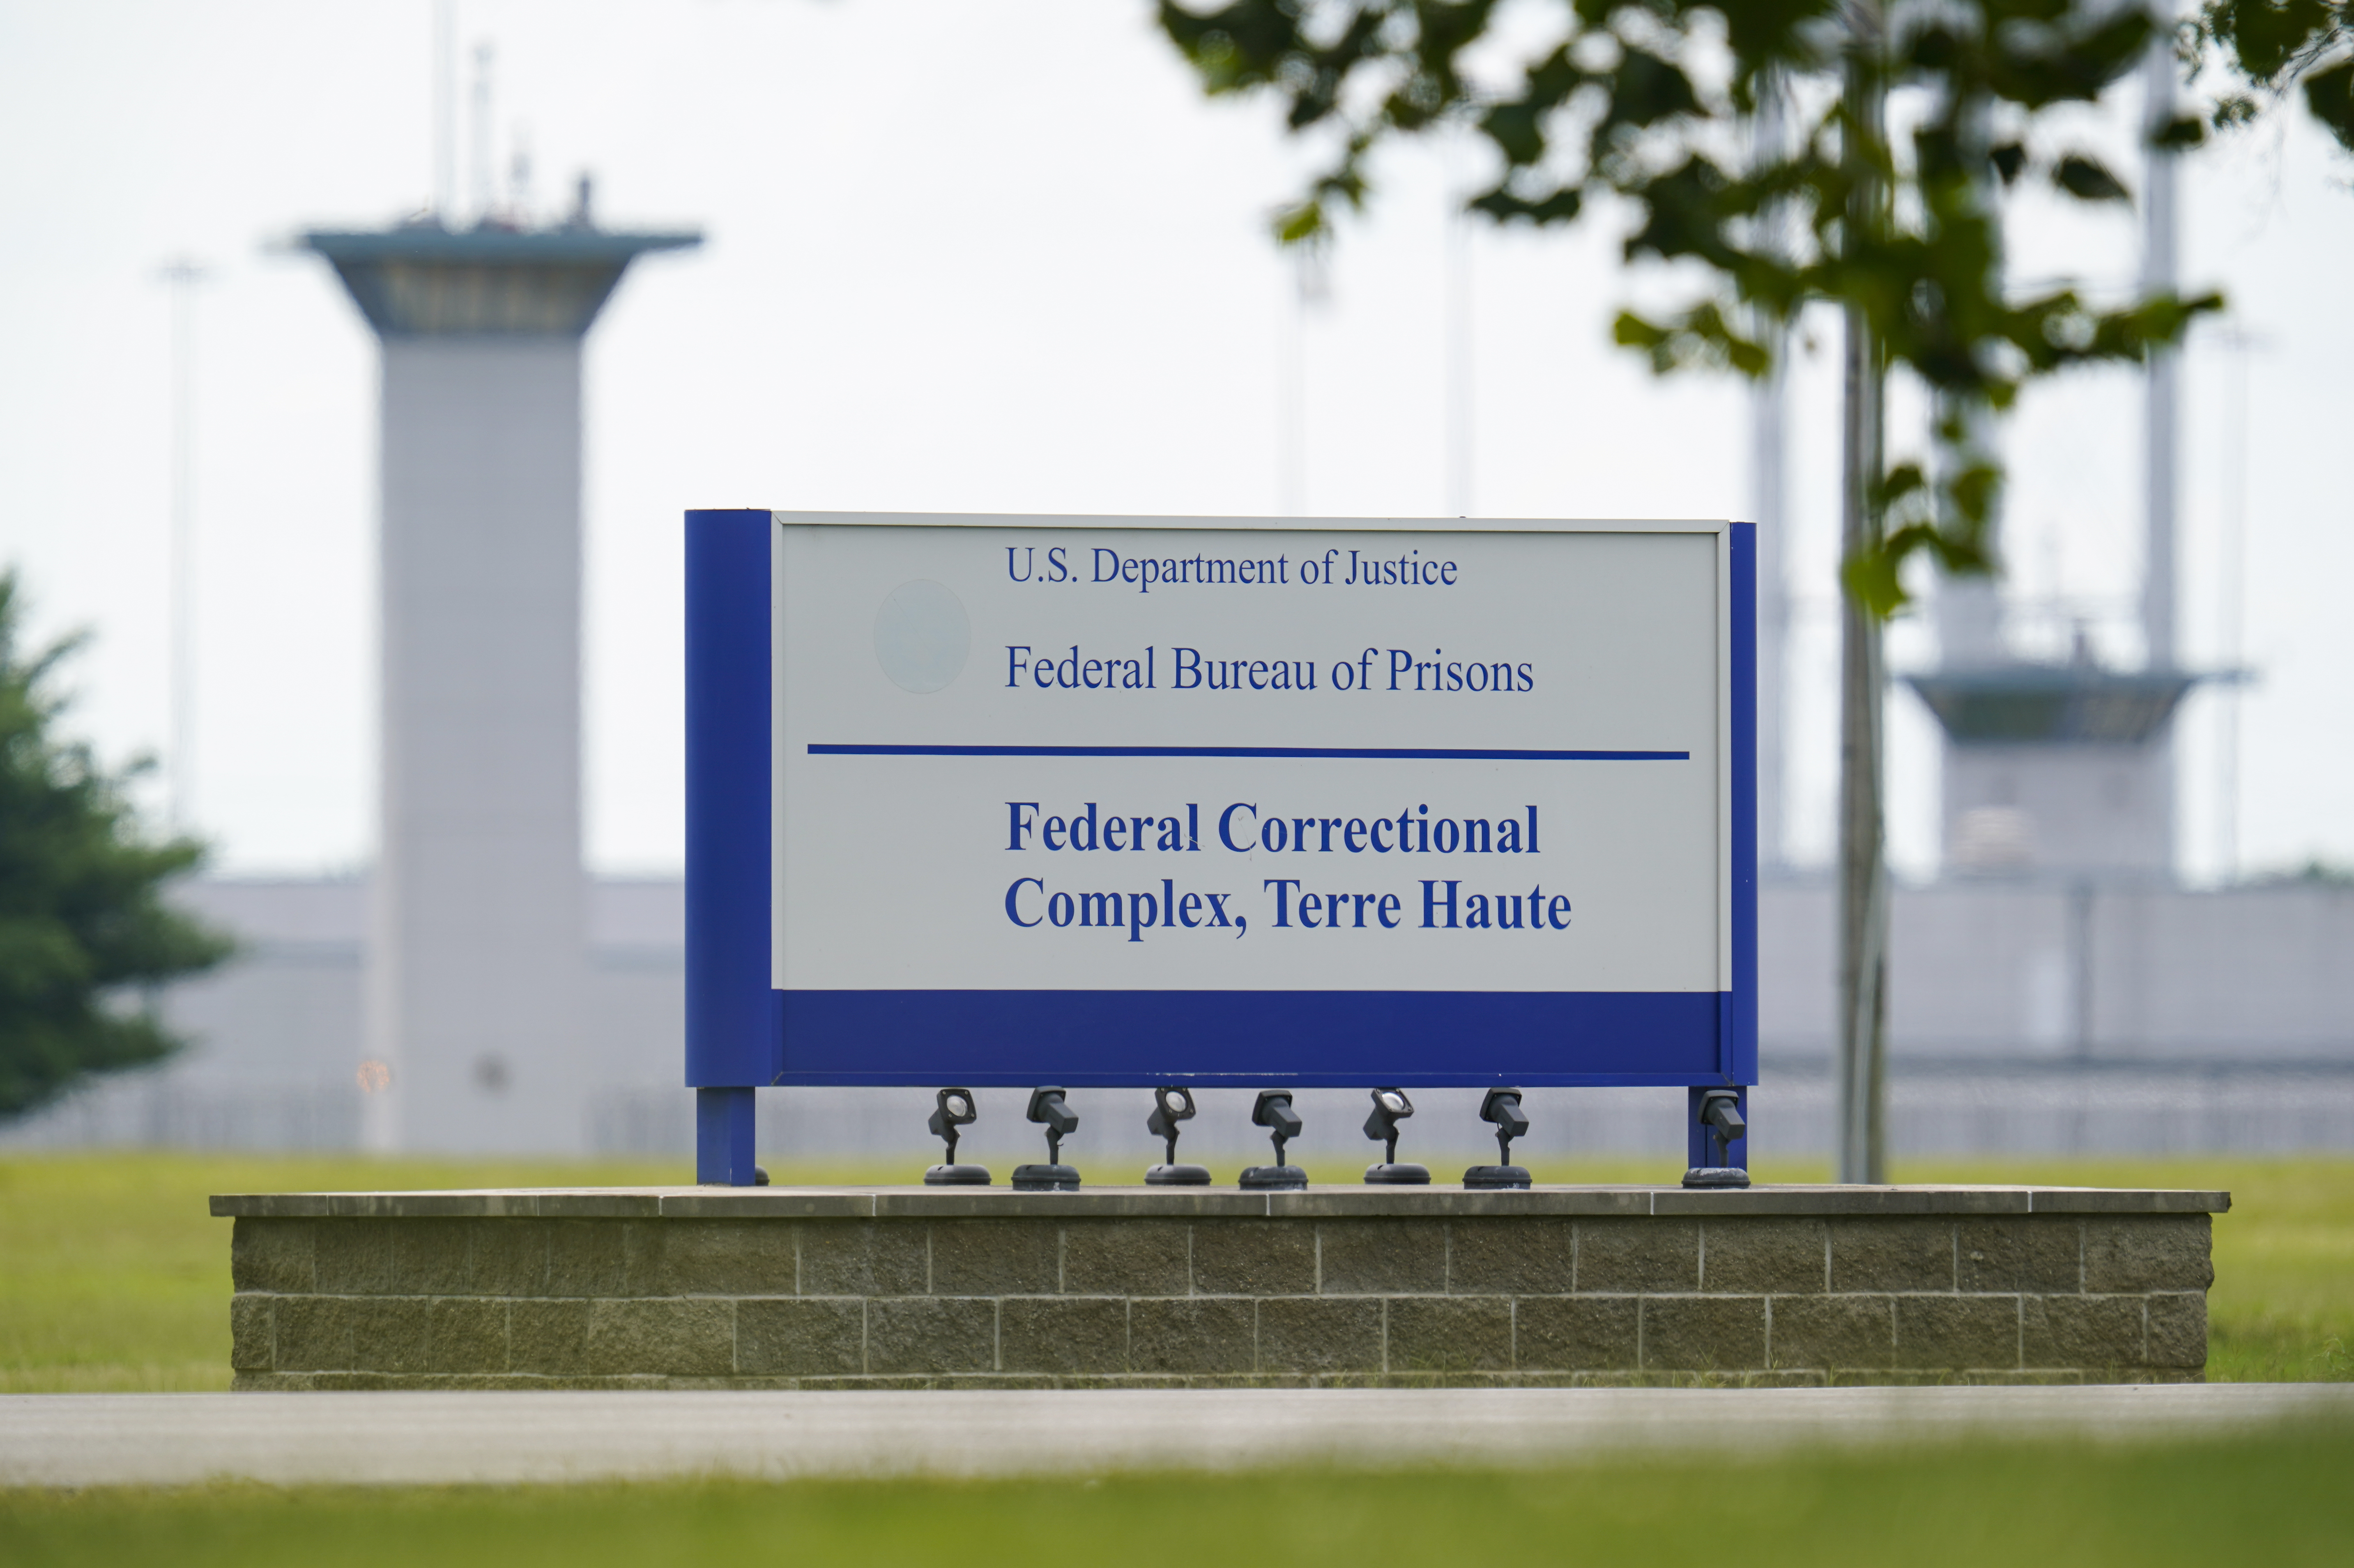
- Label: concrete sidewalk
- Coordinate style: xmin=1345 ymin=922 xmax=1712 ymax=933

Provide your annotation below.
xmin=5 ymin=1384 xmax=2349 ymax=1488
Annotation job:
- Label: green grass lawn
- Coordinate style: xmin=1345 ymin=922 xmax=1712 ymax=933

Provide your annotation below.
xmin=6 ymin=1426 xmax=2353 ymax=1567
xmin=2 ymin=1150 xmax=2348 ymax=1391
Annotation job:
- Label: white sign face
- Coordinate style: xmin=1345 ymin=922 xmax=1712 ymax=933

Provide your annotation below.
xmin=761 ymin=515 xmax=1739 ymax=1087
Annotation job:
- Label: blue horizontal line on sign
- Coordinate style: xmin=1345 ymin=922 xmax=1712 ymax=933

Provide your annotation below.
xmin=770 ymin=988 xmax=1732 ymax=1088
xmin=808 ymin=743 xmax=1689 ymax=761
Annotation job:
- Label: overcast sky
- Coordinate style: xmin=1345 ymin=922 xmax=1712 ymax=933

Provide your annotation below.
xmin=1 ymin=0 xmax=2347 ymax=883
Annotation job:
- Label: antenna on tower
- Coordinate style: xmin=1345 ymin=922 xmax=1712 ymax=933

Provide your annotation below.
xmin=509 ymin=128 xmax=533 ymax=222
xmin=432 ymin=0 xmax=456 ymax=218
xmin=470 ymin=41 xmax=495 ymax=224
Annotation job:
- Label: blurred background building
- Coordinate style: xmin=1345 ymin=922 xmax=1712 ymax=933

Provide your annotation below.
xmin=2 ymin=5 xmax=2347 ymax=1167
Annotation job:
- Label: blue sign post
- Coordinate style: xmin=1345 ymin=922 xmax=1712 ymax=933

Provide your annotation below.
xmin=687 ymin=510 xmax=1756 ymax=1186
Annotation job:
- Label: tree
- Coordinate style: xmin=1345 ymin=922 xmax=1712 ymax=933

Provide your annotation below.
xmin=0 ymin=569 xmax=232 ymax=1119
xmin=1152 ymin=0 xmax=2219 ymax=1179
xmin=2196 ymin=0 xmax=2353 ymax=151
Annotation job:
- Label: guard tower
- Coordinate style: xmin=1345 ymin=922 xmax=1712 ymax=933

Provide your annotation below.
xmin=1907 ymin=655 xmax=2197 ymax=876
xmin=1908 ymin=49 xmax=2200 ymax=883
xmin=306 ymin=208 xmax=698 ymax=1152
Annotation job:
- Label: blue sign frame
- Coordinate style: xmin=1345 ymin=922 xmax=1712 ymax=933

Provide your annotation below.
xmin=684 ymin=509 xmax=1757 ymax=1185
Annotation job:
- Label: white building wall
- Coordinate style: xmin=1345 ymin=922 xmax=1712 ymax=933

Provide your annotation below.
xmin=1760 ymin=874 xmax=2354 ymax=1060
xmin=7 ymin=875 xmax=2347 ymax=1157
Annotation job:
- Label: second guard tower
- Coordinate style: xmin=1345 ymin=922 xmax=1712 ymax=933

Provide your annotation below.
xmin=306 ymin=197 xmax=697 ymax=1152
xmin=1904 ymin=53 xmax=2205 ymax=884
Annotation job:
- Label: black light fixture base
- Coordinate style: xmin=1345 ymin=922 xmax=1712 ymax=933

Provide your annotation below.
xmin=1011 ymin=1163 xmax=1082 ymax=1191
xmin=1462 ymin=1164 xmax=1531 ymax=1190
xmin=1364 ymin=1162 xmax=1432 ymax=1185
xmin=923 ymin=1163 xmax=992 ymax=1186
xmin=1682 ymin=1166 xmax=1751 ymax=1189
xmin=1145 ymin=1163 xmax=1212 ymax=1186
xmin=1239 ymin=1164 xmax=1309 ymax=1190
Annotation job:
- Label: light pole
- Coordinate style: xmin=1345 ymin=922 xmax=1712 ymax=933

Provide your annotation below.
xmin=158 ymin=255 xmax=211 ymax=832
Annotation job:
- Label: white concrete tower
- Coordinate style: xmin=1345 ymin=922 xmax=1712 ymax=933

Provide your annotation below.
xmin=307 ymin=212 xmax=697 ymax=1152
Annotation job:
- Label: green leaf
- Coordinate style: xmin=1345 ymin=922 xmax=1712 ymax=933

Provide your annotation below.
xmin=1272 ymin=202 xmax=1326 ymax=246
xmin=1611 ymin=310 xmax=1677 ymax=373
xmin=1480 ymin=100 xmax=1548 ymax=167
xmin=1842 ymin=547 xmax=1911 ymax=619
xmin=2053 ymin=154 xmax=2129 ymax=202
xmin=2304 ymin=59 xmax=2354 ymax=156
xmin=1468 ymin=186 xmax=1583 ymax=224
xmin=2212 ymin=93 xmax=2261 ymax=129
xmin=1611 ymin=48 xmax=1702 ymax=127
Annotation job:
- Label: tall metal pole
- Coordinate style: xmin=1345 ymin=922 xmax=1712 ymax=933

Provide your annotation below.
xmin=433 ymin=0 xmax=458 ymax=217
xmin=159 ymin=257 xmax=209 ymax=832
xmin=2141 ymin=38 xmax=2180 ymax=672
xmin=1836 ymin=3 xmax=1890 ymax=1184
xmin=1443 ymin=132 xmax=1475 ymax=519
xmin=1277 ymin=255 xmax=1305 ymax=516
xmin=1749 ymin=73 xmax=1789 ymax=871
xmin=471 ymin=41 xmax=496 ymax=223
xmin=2216 ymin=329 xmax=2253 ymax=883
xmin=1278 ymin=246 xmax=1324 ymax=516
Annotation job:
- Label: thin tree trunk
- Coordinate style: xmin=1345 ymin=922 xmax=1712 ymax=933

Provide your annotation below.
xmin=1836 ymin=1 xmax=1890 ymax=1185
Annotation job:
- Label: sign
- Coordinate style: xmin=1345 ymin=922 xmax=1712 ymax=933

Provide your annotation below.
xmin=686 ymin=511 xmax=1756 ymax=1106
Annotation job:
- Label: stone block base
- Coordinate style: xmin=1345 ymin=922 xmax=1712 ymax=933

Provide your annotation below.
xmin=212 ymin=1184 xmax=2224 ymax=1389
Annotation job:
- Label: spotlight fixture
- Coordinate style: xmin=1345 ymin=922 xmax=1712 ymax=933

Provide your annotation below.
xmin=1013 ymin=1086 xmax=1082 ymax=1191
xmin=1240 ymin=1090 xmax=1307 ymax=1190
xmin=923 ymin=1086 xmax=991 ymax=1186
xmin=1144 ymin=1085 xmax=1210 ymax=1185
xmin=1681 ymin=1088 xmax=1751 ymax=1189
xmin=1463 ymin=1087 xmax=1532 ymax=1189
xmin=1362 ymin=1087 xmax=1430 ymax=1185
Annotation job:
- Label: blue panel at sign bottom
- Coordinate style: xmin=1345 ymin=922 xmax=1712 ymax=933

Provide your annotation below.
xmin=772 ymin=989 xmax=1735 ymax=1087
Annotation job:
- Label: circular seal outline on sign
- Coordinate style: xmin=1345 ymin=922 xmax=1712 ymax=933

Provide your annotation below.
xmin=873 ymin=578 xmax=971 ymax=694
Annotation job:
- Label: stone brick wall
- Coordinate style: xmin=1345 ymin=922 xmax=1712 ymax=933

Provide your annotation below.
xmin=216 ymin=1188 xmax=2221 ymax=1389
